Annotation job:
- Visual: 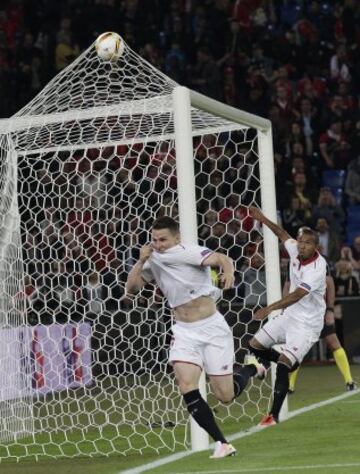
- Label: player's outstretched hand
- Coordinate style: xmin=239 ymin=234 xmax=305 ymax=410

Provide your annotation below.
xmin=140 ymin=245 xmax=153 ymax=263
xmin=252 ymin=306 xmax=271 ymax=321
xmin=219 ymin=272 xmax=235 ymax=290
xmin=249 ymin=206 xmax=265 ymax=222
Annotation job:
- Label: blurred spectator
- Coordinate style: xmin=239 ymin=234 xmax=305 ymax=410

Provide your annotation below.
xmin=81 ymin=272 xmax=108 ymax=319
xmin=319 ymin=120 xmax=350 ymax=170
xmin=345 ymin=155 xmax=360 ymax=205
xmin=44 ymin=261 xmax=79 ymax=323
xmin=289 ymin=172 xmax=314 ymax=220
xmin=19 ymin=274 xmax=43 ymax=325
xmin=349 ymin=120 xmax=360 ymax=154
xmin=280 ymin=257 xmax=290 ymax=288
xmin=76 ymin=170 xmax=108 ymax=209
xmin=282 ymin=196 xmax=308 ymax=236
xmin=312 ymin=187 xmax=345 ymax=231
xmin=315 ymin=217 xmax=341 ymax=264
xmin=337 ymin=81 xmax=356 ymax=112
xmin=350 ymin=235 xmax=360 ymax=264
xmin=334 ymin=259 xmax=359 ymax=297
xmin=241 ymin=253 xmax=266 ymax=308
xmin=205 ymin=222 xmax=233 ymax=251
xmin=55 ymin=31 xmax=80 ymax=71
xmin=330 ymin=44 xmax=352 ymax=84
xmin=191 ymin=46 xmax=222 ymax=100
xmin=198 ymin=209 xmax=218 ymax=244
xmin=285 ymin=122 xmax=306 ymax=158
xmin=298 ymin=97 xmax=320 ymax=157
xmin=339 ymin=245 xmax=360 ymax=273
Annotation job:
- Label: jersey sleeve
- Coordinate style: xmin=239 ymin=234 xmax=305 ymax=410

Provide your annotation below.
xmin=299 ymin=264 xmax=326 ymax=293
xmin=284 ymin=239 xmax=298 ymax=258
xmin=141 ymin=260 xmax=154 ymax=283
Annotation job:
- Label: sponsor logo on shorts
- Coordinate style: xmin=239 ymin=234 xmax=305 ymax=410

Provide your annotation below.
xmin=221 ymin=365 xmax=229 ymax=371
xmin=292 ymin=347 xmax=298 ymax=351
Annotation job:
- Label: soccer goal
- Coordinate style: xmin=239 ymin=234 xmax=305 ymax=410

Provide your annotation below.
xmin=0 ymin=35 xmax=281 ymax=461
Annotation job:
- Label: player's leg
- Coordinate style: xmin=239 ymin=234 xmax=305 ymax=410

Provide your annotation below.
xmin=266 ymin=353 xmax=293 ymax=424
xmin=208 ymin=361 xmax=265 ymax=405
xmin=248 ymin=313 xmax=287 ymax=365
xmin=323 ymin=311 xmax=356 ymax=389
xmin=288 ymin=366 xmax=300 ymax=393
xmin=289 ymin=315 xmax=339 ymax=394
xmin=169 ymin=318 xmax=235 ymax=457
xmin=204 ymin=313 xmax=265 ymax=403
xmin=173 ymin=362 xmax=230 ymax=445
xmin=264 ymin=323 xmax=319 ymax=425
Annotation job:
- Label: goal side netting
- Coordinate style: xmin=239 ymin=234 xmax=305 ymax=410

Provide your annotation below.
xmin=0 ymin=37 xmax=279 ymax=462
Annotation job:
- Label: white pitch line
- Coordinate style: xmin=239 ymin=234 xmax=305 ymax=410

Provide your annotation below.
xmin=118 ymin=389 xmax=359 ymax=474
xmin=171 ymin=462 xmax=360 ymax=473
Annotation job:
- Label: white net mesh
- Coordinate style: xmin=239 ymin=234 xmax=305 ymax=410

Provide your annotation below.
xmin=0 ymin=37 xmax=272 ymax=462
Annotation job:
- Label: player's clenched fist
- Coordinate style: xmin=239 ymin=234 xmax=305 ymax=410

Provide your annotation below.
xmin=219 ymin=272 xmax=235 ymax=290
xmin=139 ymin=245 xmax=153 ymax=263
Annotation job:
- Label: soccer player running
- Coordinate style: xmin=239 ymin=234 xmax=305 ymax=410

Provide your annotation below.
xmin=248 ymin=206 xmax=327 ymax=426
xmin=126 ymin=216 xmax=265 ymax=458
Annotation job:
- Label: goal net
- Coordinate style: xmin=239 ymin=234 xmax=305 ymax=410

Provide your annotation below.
xmin=0 ymin=36 xmax=279 ymax=462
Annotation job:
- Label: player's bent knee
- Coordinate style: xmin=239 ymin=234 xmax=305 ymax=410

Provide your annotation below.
xmin=249 ymin=343 xmax=267 ymax=361
xmin=288 ymin=361 xmax=299 ymax=372
xmin=213 ymin=389 xmax=233 ymax=404
xmin=177 ymin=381 xmax=199 ymax=395
xmin=249 ymin=337 xmax=263 ymax=350
xmin=278 ymin=354 xmax=293 ymax=369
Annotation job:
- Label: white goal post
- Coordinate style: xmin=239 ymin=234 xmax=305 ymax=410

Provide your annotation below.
xmin=0 ymin=36 xmax=284 ymax=461
xmin=174 ymin=86 xmax=284 ymax=450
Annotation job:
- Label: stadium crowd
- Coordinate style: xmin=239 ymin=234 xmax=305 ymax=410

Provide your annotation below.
xmin=1 ymin=0 xmax=360 ymax=350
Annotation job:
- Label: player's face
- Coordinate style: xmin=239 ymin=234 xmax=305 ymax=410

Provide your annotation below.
xmin=297 ymin=233 xmax=317 ymax=260
xmin=151 ymin=228 xmax=180 ymax=252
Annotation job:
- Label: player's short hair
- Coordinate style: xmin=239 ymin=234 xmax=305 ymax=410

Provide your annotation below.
xmin=152 ymin=216 xmax=179 ymax=234
xmin=297 ymin=226 xmax=319 ymax=245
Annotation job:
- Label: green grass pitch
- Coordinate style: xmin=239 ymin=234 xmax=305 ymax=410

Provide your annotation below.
xmin=2 ymin=364 xmax=360 ymax=474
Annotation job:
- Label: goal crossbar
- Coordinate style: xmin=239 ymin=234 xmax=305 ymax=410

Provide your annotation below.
xmin=190 ymin=90 xmax=271 ymax=133
xmin=0 ymin=91 xmax=269 ymax=136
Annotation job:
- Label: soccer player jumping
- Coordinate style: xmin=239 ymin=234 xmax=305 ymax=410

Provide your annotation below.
xmin=126 ymin=216 xmax=265 ymax=458
xmin=248 ymin=206 xmax=327 ymax=426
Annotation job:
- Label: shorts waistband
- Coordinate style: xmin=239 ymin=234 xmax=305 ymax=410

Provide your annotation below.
xmin=174 ymin=312 xmax=222 ymax=328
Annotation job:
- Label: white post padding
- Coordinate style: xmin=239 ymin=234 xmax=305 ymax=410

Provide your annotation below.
xmin=173 ymin=86 xmax=209 ymax=451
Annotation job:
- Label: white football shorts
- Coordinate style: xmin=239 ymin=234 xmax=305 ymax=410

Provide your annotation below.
xmin=169 ymin=312 xmax=234 ymax=376
xmin=254 ymin=311 xmax=321 ymax=365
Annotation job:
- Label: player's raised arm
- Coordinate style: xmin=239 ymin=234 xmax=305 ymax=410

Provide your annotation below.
xmin=249 ymin=206 xmax=290 ymax=243
xmin=201 ymin=252 xmax=235 ymax=290
xmin=125 ymin=245 xmax=153 ymax=295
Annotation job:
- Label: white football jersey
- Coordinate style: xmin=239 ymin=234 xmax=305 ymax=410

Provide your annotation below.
xmin=284 ymin=239 xmax=326 ymax=331
xmin=141 ymin=244 xmax=221 ymax=308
